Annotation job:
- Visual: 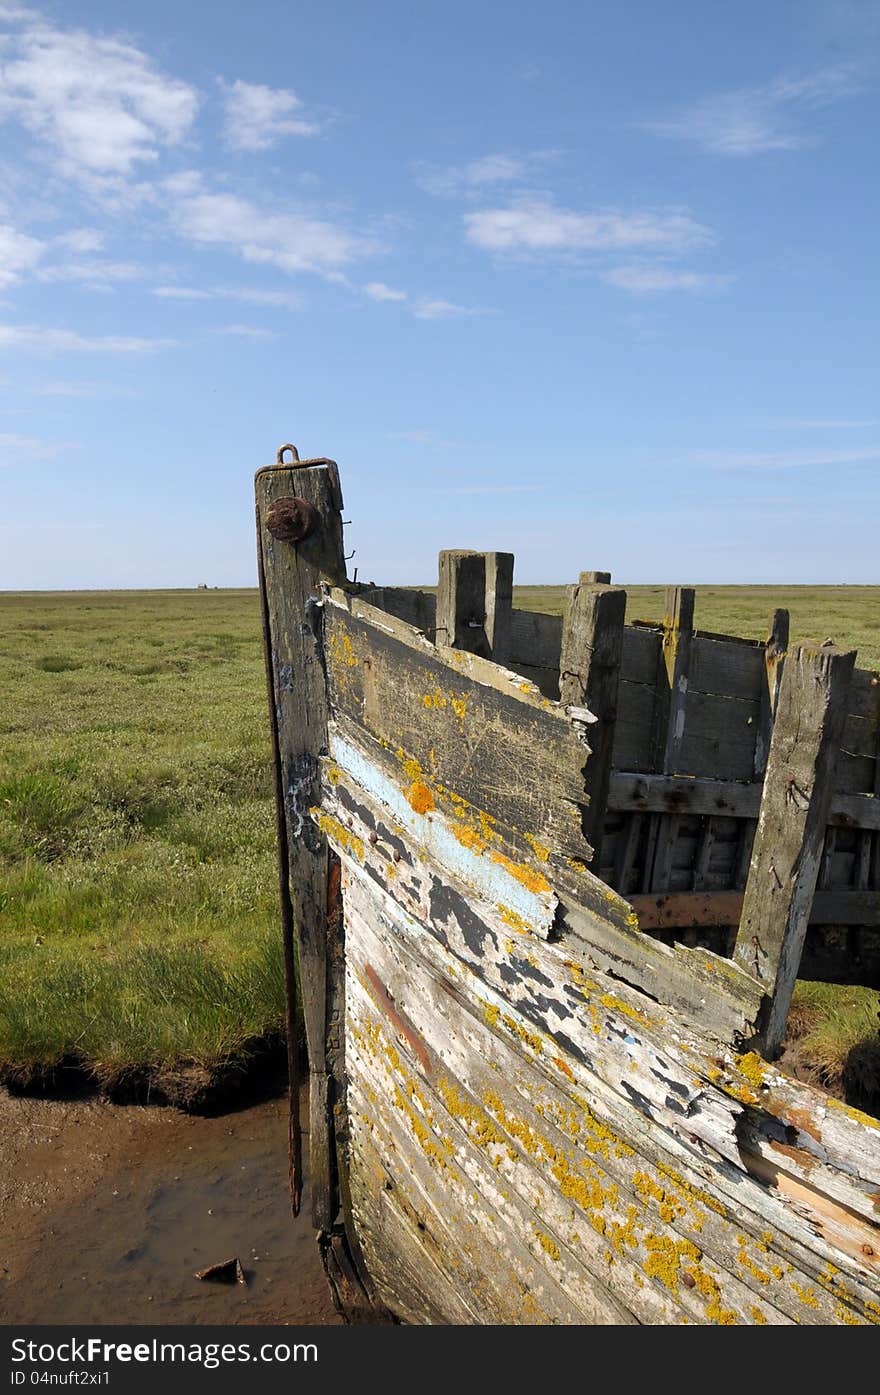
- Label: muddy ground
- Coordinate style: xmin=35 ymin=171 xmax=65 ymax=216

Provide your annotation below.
xmin=0 ymin=1085 xmax=341 ymax=1326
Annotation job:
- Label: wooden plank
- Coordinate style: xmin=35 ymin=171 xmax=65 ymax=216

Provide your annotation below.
xmin=691 ymin=634 xmax=766 ymax=702
xmin=608 ymin=769 xmax=880 ymax=833
xmin=507 ymin=608 xmax=562 ymax=672
xmin=255 ymin=456 xmax=347 ymax=1232
xmin=620 ymin=625 xmax=662 ymax=685
xmin=324 ymin=590 xmax=639 ymax=929
xmin=356 ymin=585 xmax=436 ymax=632
xmin=677 ymin=690 xmax=760 ymax=782
xmin=652 ymin=586 xmax=695 ymax=775
xmin=559 ymin=580 xmax=626 ymax=862
xmin=612 ymin=678 xmax=657 ymax=771
xmin=734 ymin=643 xmax=857 ymax=1057
xmin=755 ymin=609 xmax=789 ymax=777
xmin=630 ymin=888 xmax=880 ymax=931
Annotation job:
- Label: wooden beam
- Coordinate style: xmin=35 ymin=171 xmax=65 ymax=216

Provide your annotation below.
xmin=559 ymin=578 xmax=626 ymax=862
xmin=607 ymin=769 xmax=880 ymax=832
xmin=652 ymin=586 xmax=695 ymax=775
xmin=733 ymin=642 xmax=856 ymax=1057
xmin=755 ymin=608 xmax=789 ymax=777
xmin=256 ymin=455 xmax=347 ymax=1231
xmin=629 ymin=888 xmax=880 ymax=931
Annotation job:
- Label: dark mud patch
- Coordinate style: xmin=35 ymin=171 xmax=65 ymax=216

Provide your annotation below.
xmin=0 ymin=1085 xmax=341 ymax=1325
xmin=0 ymin=1036 xmax=289 ymax=1113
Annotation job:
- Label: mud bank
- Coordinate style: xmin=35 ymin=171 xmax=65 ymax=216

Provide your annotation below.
xmin=0 ymin=1086 xmax=341 ymax=1325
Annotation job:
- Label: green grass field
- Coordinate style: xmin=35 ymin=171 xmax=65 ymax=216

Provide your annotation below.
xmin=0 ymin=584 xmax=877 ymax=1101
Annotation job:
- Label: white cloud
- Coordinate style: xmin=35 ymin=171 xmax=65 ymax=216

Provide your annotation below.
xmin=364 ymin=281 xmax=407 ymax=302
xmin=220 ymin=78 xmax=318 ymax=151
xmin=0 ymin=221 xmax=45 ymax=285
xmin=209 ymin=323 xmax=276 ymax=339
xmin=412 ymin=298 xmax=477 ymax=320
xmin=418 ymin=153 xmax=529 ymax=197
xmin=603 ymin=265 xmax=731 ymax=294
xmin=0 ymin=431 xmax=76 ymax=462
xmin=0 ymin=11 xmax=199 ymax=185
xmin=693 ymin=446 xmax=880 ymax=470
xmin=465 ymin=200 xmax=713 ymax=256
xmin=37 ymin=259 xmax=144 ymax=288
xmin=54 ymin=228 xmax=105 ymax=253
xmin=153 ymin=284 xmax=302 ymax=309
xmin=0 ymin=323 xmax=175 ymax=352
xmin=169 ymin=188 xmax=375 ymax=277
xmin=642 ymin=67 xmax=858 ymax=156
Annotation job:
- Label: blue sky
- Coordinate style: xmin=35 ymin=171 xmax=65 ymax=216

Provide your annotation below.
xmin=0 ymin=0 xmax=877 ymax=588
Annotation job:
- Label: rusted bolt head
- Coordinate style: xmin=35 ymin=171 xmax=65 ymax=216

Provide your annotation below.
xmin=369 ymin=831 xmax=379 ymax=846
xmin=265 ymin=495 xmax=318 ymax=544
xmin=680 ymin=1271 xmax=696 ymax=1288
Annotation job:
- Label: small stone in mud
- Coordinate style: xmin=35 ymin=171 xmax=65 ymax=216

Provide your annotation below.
xmin=195 ymin=1257 xmax=246 ymax=1285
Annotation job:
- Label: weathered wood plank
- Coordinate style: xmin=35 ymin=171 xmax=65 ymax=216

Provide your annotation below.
xmin=437 ymin=550 xmax=488 ymax=655
xmin=356 ymin=584 xmax=436 ymax=633
xmin=755 ymin=609 xmax=789 ymax=777
xmin=484 ymin=552 xmax=514 ymax=664
xmin=608 ymin=769 xmax=880 ymax=833
xmin=507 ymin=608 xmax=562 ymax=672
xmin=255 ymin=456 xmax=347 ymax=1232
xmin=630 ymin=888 xmax=880 ymax=930
xmin=734 ymin=643 xmax=857 ymax=1057
xmin=559 ymin=580 xmax=626 ymax=862
xmin=324 ymin=589 xmax=638 ymax=924
xmin=691 ymin=633 xmax=766 ymax=703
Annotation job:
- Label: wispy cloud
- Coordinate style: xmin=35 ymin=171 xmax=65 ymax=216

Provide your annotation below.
xmin=0 ymin=430 xmax=77 ymax=463
xmin=465 ymin=200 xmax=713 ymax=257
xmin=209 ymin=323 xmax=276 ymax=339
xmin=693 ymin=446 xmax=880 ymax=470
xmin=412 ymin=298 xmax=480 ymax=321
xmin=37 ymin=259 xmax=144 ymax=289
xmin=0 ymin=9 xmax=199 ymax=192
xmin=153 ymin=284 xmax=302 ymax=309
xmin=168 ymin=183 xmax=377 ymax=278
xmin=642 ymin=67 xmax=859 ymax=156
xmin=603 ymin=265 xmax=731 ymax=294
xmin=0 ymin=221 xmax=45 ymax=286
xmin=0 ymin=324 xmax=176 ymax=353
xmin=220 ymin=78 xmax=319 ymax=151
xmin=364 ymin=281 xmax=407 ymax=302
xmin=416 ymin=151 xmax=555 ymax=197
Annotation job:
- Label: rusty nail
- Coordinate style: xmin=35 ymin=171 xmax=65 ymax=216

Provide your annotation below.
xmin=863 ymin=1243 xmax=875 ymax=1258
xmin=392 ymin=849 xmax=401 ymax=863
xmin=680 ymin=1271 xmax=696 ymax=1288
xmin=265 ymin=495 xmax=318 ymax=544
xmin=369 ymin=831 xmax=379 ymax=846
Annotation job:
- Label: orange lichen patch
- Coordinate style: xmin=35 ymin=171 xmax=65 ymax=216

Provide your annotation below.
xmin=642 ymin=1234 xmax=701 ymax=1291
xmin=791 ymin=1281 xmax=820 ymax=1310
xmin=453 ymin=823 xmax=489 ymax=853
xmin=489 ymin=850 xmax=552 ymax=896
xmin=708 ymin=1066 xmax=760 ymax=1107
xmin=406 ymin=781 xmax=435 ymax=814
xmin=554 ymin=1056 xmax=575 ymax=1082
xmin=451 ymin=696 xmax=467 ymax=721
xmin=750 ymin=1307 xmax=767 ymax=1326
xmin=737 ymin=1248 xmax=772 ymax=1285
xmin=824 ymin=1095 xmax=880 ymax=1131
xmin=598 ymin=992 xmax=652 ymax=1028
xmin=422 ymin=688 xmax=448 ymax=710
xmin=312 ymin=810 xmax=364 ymax=861
xmin=324 ymin=761 xmax=343 ymax=786
xmin=536 ymin=1231 xmax=560 ymax=1261
xmin=498 ymin=904 xmax=531 ymax=935
xmin=686 ymin=1265 xmax=738 ymax=1325
xmin=525 ymin=833 xmax=551 ymax=864
xmin=483 ymin=1003 xmax=501 ymax=1029
xmin=735 ymin=1052 xmax=767 ymax=1090
xmin=501 ymin=1014 xmax=544 ymax=1055
xmin=328 ymin=629 xmax=358 ymax=668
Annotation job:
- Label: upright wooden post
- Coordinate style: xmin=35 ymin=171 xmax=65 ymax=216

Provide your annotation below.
xmin=437 ymin=549 xmax=514 ymax=662
xmin=560 ymin=572 xmax=626 ymax=864
xmin=256 ymin=449 xmax=347 ymax=1231
xmin=755 ymin=608 xmax=789 ymax=776
xmin=484 ymin=551 xmax=514 ymax=664
xmin=733 ymin=642 xmax=856 ymax=1057
xmin=647 ymin=587 xmax=694 ymax=890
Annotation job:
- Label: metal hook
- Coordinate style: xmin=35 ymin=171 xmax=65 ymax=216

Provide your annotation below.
xmin=276 ymin=444 xmax=300 ymax=464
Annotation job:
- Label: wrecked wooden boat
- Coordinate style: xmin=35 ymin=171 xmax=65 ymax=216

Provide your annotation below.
xmin=256 ymin=445 xmax=880 ymax=1325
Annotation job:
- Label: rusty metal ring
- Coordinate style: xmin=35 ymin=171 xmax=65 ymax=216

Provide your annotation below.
xmin=276 ymin=444 xmax=300 ymax=464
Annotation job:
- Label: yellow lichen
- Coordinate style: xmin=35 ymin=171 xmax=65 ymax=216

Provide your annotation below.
xmin=312 ymin=810 xmax=364 ymax=861
xmin=536 ymin=1231 xmax=560 ymax=1261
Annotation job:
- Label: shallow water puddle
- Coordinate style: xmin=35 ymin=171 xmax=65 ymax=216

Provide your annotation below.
xmin=0 ymin=1088 xmax=341 ymax=1325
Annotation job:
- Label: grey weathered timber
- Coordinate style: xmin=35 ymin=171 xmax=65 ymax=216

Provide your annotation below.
xmin=483 ymin=551 xmax=514 ymax=663
xmin=755 ymin=609 xmax=789 ymax=777
xmin=436 ymin=550 xmax=488 ymax=656
xmin=559 ymin=577 xmax=626 ymax=862
xmin=255 ymin=457 xmax=347 ymax=1231
xmin=734 ymin=642 xmax=857 ymax=1056
xmin=652 ymin=586 xmax=695 ymax=776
